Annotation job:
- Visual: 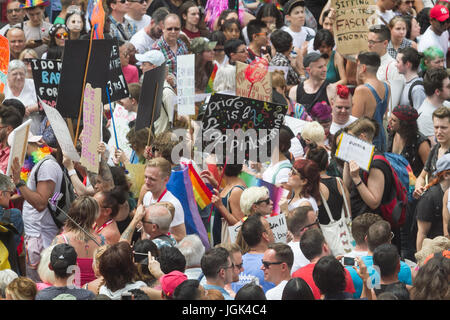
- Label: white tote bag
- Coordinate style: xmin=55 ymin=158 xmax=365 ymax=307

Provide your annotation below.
xmin=319 ymin=178 xmax=355 ymax=256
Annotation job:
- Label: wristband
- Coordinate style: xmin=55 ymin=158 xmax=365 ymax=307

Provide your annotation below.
xmin=355 ymin=180 xmax=363 ymax=187
xmin=15 ymin=180 xmax=26 ymax=189
xmin=68 ymin=169 xmax=77 ymax=177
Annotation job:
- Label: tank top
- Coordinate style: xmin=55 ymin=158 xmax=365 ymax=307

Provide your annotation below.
xmin=326 ymin=51 xmax=340 ymax=84
xmin=318 ymin=177 xmax=343 ymax=224
xmin=364 ymin=82 xmax=388 ymax=152
xmin=296 ymin=80 xmax=330 ymax=113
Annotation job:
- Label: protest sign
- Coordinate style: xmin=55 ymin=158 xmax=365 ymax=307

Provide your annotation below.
xmin=236 ymin=61 xmax=272 ymax=102
xmin=177 ymin=54 xmax=196 ymax=116
xmin=332 ymin=0 xmax=376 ymax=56
xmin=228 ymin=213 xmax=288 ymax=244
xmin=108 ymin=41 xmax=129 ymax=102
xmin=335 ymin=132 xmax=375 ymax=171
xmin=6 ymin=119 xmax=31 ymax=176
xmin=80 ymin=83 xmax=102 ymax=173
xmin=202 ymin=93 xmax=287 ymax=164
xmin=135 ymin=64 xmax=166 ymax=132
xmin=0 ymin=35 xmax=9 ymax=93
xmin=30 ymin=59 xmax=62 ymax=109
xmin=41 ymin=98 xmax=80 ymax=162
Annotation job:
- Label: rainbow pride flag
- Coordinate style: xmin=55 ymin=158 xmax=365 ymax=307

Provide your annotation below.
xmin=20 ymin=0 xmax=49 ymax=8
xmin=205 ymin=63 xmax=218 ymax=93
xmin=187 ymin=162 xmax=212 ymax=210
xmin=238 ymin=171 xmax=285 ymax=214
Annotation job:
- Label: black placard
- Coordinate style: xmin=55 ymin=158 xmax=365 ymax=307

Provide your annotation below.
xmin=30 ymin=59 xmax=62 ymax=109
xmin=135 ymin=64 xmax=166 ymax=132
xmin=201 ymin=93 xmax=288 ymax=164
xmin=56 ymin=39 xmax=129 ymax=119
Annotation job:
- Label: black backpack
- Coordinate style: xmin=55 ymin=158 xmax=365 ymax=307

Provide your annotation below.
xmin=407 ymin=79 xmax=424 ymax=107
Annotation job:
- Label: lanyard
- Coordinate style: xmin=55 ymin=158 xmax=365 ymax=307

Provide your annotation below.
xmin=94 ymin=219 xmax=114 ymax=233
xmin=156 ymin=188 xmax=167 ymax=202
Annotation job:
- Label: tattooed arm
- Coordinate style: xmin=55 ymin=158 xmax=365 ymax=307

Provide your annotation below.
xmin=120 ymin=205 xmax=146 ymax=244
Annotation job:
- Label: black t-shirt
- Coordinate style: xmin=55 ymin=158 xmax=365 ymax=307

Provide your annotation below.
xmin=35 ymin=286 xmax=96 ymax=300
xmin=295 ymin=80 xmax=330 ymax=113
xmin=373 ymin=282 xmax=410 ymax=300
xmin=416 ymin=184 xmax=444 ymax=239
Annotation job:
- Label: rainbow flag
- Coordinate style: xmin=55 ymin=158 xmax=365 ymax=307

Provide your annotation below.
xmin=187 ymin=162 xmax=212 ymax=210
xmin=20 ymin=0 xmax=49 ymax=8
xmin=205 ymin=63 xmax=218 ymax=93
xmin=238 ymin=171 xmax=285 ymax=214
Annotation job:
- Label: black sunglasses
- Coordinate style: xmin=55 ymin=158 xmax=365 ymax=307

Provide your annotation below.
xmin=166 ymin=27 xmax=180 ymax=31
xmin=129 ymin=0 xmax=146 ymax=3
xmin=301 ymin=219 xmax=320 ymax=231
xmin=262 ymin=260 xmax=283 ymax=269
xmin=255 ymin=198 xmax=271 ymax=205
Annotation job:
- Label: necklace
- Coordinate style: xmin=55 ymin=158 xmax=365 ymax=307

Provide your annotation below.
xmin=20 ymin=145 xmax=53 ymax=182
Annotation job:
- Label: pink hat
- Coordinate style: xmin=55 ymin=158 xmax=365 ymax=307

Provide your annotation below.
xmin=160 ymin=271 xmax=187 ymax=298
xmin=430 ymin=4 xmax=450 ymax=22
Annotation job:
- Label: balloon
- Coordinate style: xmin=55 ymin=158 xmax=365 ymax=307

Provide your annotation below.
xmin=244 ymin=58 xmax=269 ymax=84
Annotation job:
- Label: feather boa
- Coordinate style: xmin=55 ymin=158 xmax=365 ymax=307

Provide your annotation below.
xmin=20 ymin=145 xmax=53 ymax=182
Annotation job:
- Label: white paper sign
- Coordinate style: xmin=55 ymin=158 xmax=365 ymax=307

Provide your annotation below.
xmin=335 ymin=132 xmax=375 ymax=172
xmin=6 ymin=119 xmax=31 ymax=176
xmin=177 ymin=54 xmax=196 ymax=116
xmin=41 ymin=98 xmax=80 ymax=162
xmin=228 ymin=214 xmax=288 ymax=244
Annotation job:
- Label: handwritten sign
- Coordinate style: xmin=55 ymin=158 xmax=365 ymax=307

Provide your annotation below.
xmin=0 ymin=35 xmax=9 ymax=93
xmin=332 ymin=0 xmax=376 ymax=56
xmin=30 ymin=59 xmax=62 ymax=109
xmin=107 ymin=42 xmax=129 ymax=102
xmin=80 ymin=83 xmax=102 ymax=173
xmin=335 ymin=132 xmax=375 ymax=171
xmin=6 ymin=119 xmax=31 ymax=176
xmin=202 ymin=93 xmax=287 ymax=163
xmin=177 ymin=54 xmax=196 ymax=116
xmin=228 ymin=213 xmax=288 ymax=244
xmin=236 ymin=61 xmax=272 ymax=102
xmin=41 ymin=98 xmax=80 ymax=162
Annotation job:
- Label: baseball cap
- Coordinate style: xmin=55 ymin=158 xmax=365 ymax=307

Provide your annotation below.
xmin=190 ymin=37 xmax=217 ymax=54
xmin=283 ymin=0 xmax=305 ymax=15
xmin=430 ymin=4 xmax=450 ymax=22
xmin=7 ymin=131 xmax=43 ymax=147
xmin=434 ymin=153 xmax=450 ymax=175
xmin=50 ymin=243 xmax=77 ymax=273
xmin=160 ymin=270 xmax=187 ymax=298
xmin=135 ymin=50 xmax=166 ymax=67
xmin=303 ymin=52 xmax=328 ymax=68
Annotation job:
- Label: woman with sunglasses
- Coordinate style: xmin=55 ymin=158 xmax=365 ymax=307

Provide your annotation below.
xmin=18 ymin=48 xmax=38 ymax=79
xmin=42 ymin=24 xmax=69 ymax=60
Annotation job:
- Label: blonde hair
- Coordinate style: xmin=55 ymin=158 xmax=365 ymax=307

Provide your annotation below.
xmin=37 ymin=244 xmax=56 ymax=286
xmin=240 ymin=186 xmax=270 ymax=216
xmin=301 ymin=121 xmax=325 ymax=145
xmin=19 ymin=48 xmax=38 ymax=60
xmin=346 ymin=117 xmax=377 ymax=142
xmin=271 ymin=70 xmax=286 ymax=89
xmin=93 ymin=245 xmax=110 ymax=276
xmin=145 ymin=157 xmax=172 ymax=178
xmin=5 ymin=277 xmax=37 ymax=300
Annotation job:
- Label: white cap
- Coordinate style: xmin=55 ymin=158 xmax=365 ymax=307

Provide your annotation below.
xmin=8 ymin=131 xmax=42 ymax=147
xmin=135 ymin=50 xmax=166 ymax=67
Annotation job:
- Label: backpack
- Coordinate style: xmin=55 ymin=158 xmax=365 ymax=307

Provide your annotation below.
xmin=363 ymin=154 xmax=408 ymax=228
xmin=34 ymin=157 xmax=75 ymax=229
xmin=407 ymin=79 xmax=423 ymax=108
xmin=384 ymin=153 xmax=416 ymax=203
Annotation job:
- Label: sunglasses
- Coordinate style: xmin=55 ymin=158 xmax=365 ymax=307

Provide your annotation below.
xmin=117 ymin=0 xmax=127 ymax=3
xmin=301 ymin=219 xmax=320 ymax=231
xmin=55 ymin=32 xmax=69 ymax=39
xmin=261 ymin=260 xmax=283 ymax=269
xmin=213 ymin=48 xmax=224 ymax=52
xmin=129 ymin=0 xmax=146 ymax=3
xmin=166 ymin=27 xmax=180 ymax=31
xmin=255 ymin=198 xmax=271 ymax=205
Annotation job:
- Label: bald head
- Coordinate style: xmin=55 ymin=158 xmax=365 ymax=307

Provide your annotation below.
xmin=7 ymin=27 xmax=26 ymax=59
xmin=145 ymin=204 xmax=173 ymax=234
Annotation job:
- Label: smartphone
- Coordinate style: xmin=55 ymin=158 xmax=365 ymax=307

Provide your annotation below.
xmin=340 ymin=257 xmax=357 ymax=267
xmin=121 ymin=292 xmax=133 ymax=300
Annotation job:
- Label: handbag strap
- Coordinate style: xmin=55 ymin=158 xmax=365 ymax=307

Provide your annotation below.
xmin=336 ymin=177 xmax=350 ymax=219
xmin=319 ymin=190 xmax=335 ymax=223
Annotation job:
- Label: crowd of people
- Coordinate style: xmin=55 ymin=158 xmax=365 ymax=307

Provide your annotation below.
xmin=0 ymin=0 xmax=449 ymax=301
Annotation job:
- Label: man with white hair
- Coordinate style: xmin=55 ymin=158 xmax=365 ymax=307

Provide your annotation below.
xmin=240 ymin=186 xmax=274 ymax=217
xmin=142 ymin=204 xmax=176 ymax=249
xmin=176 ymin=234 xmax=205 ymax=280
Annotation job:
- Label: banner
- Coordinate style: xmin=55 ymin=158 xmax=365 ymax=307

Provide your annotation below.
xmin=41 ymin=98 xmax=80 ymax=162
xmin=228 ymin=213 xmax=288 ymax=244
xmin=80 ymin=83 xmax=102 ymax=173
xmin=235 ymin=61 xmax=272 ymax=102
xmin=0 ymin=35 xmax=9 ymax=93
xmin=30 ymin=59 xmax=62 ymax=109
xmin=6 ymin=119 xmax=32 ymax=176
xmin=335 ymin=132 xmax=375 ymax=172
xmin=177 ymin=54 xmax=196 ymax=116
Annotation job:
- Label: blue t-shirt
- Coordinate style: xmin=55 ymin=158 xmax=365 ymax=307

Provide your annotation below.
xmin=231 ymin=253 xmax=275 ymax=294
xmin=346 ymin=255 xmax=412 ymax=298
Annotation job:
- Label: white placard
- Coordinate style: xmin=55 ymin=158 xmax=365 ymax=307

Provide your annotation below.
xmin=6 ymin=119 xmax=32 ymax=176
xmin=335 ymin=132 xmax=375 ymax=172
xmin=228 ymin=213 xmax=288 ymax=244
xmin=177 ymin=54 xmax=196 ymax=116
xmin=283 ymin=115 xmax=307 ymax=136
xmin=41 ymin=98 xmax=80 ymax=162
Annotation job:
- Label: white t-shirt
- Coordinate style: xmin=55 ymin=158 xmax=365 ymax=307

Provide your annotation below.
xmin=376 ymin=9 xmax=396 ymax=25
xmin=22 ymin=157 xmax=63 ymax=247
xmin=418 ymin=27 xmax=449 ymax=67
xmin=143 ymin=189 xmax=185 ymax=227
xmin=288 ymin=196 xmax=318 ymax=213
xmin=281 ymin=26 xmax=316 ymax=50
xmin=288 ymin=241 xmax=310 ymax=275
xmin=417 ymin=98 xmax=440 ymax=137
xmin=265 ymin=280 xmax=288 ymax=300
xmin=130 ymin=28 xmax=156 ymax=54
xmin=262 ymin=159 xmax=292 ymax=185
xmin=330 ymin=116 xmax=357 ymax=135
xmin=125 ymin=14 xmax=151 ymax=31
xmin=377 ymin=52 xmax=404 ymax=82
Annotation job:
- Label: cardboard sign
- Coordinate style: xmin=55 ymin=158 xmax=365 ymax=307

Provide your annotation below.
xmin=135 ymin=64 xmax=166 ymax=132
xmin=6 ymin=119 xmax=32 ymax=176
xmin=80 ymin=83 xmax=102 ymax=173
xmin=177 ymin=54 xmax=196 ymax=116
xmin=228 ymin=213 xmax=288 ymax=244
xmin=30 ymin=59 xmax=62 ymax=109
xmin=57 ymin=39 xmax=128 ymax=119
xmin=332 ymin=0 xmax=376 ymax=56
xmin=236 ymin=61 xmax=272 ymax=102
xmin=0 ymin=35 xmax=9 ymax=93
xmin=41 ymin=98 xmax=80 ymax=162
xmin=335 ymin=132 xmax=375 ymax=171
xmin=202 ymin=93 xmax=287 ymax=163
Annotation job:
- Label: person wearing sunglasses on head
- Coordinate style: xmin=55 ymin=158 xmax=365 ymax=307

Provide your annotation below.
xmin=125 ymin=0 xmax=151 ymax=31
xmin=0 ymin=0 xmax=25 ymax=36
xmin=106 ymin=0 xmax=138 ymax=42
xmin=41 ymin=24 xmax=69 ymax=60
xmin=262 ymin=243 xmax=294 ymax=300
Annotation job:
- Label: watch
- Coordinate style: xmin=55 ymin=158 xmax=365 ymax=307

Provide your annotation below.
xmin=15 ymin=180 xmax=26 ymax=189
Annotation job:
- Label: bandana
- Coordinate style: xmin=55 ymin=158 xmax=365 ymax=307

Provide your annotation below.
xmin=392 ymin=105 xmax=419 ymax=122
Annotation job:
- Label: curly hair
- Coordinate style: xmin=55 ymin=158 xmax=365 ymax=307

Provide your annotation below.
xmin=410 ymin=254 xmax=450 ymax=300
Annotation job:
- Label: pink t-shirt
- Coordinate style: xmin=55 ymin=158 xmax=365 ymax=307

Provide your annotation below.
xmin=122 ymin=64 xmax=139 ymax=84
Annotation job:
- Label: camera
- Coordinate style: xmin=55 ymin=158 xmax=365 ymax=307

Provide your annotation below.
xmin=340 ymin=257 xmax=357 ymax=267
